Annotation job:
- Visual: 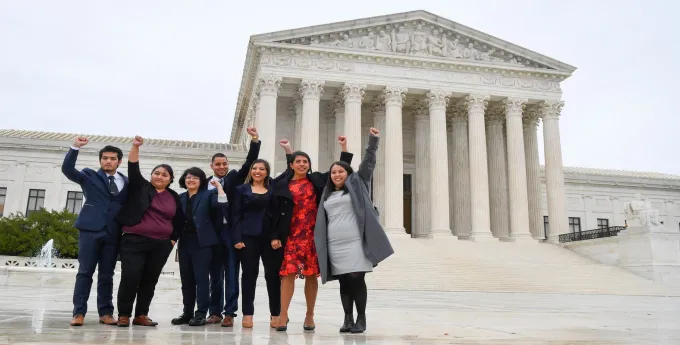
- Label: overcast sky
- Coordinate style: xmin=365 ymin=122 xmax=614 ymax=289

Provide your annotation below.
xmin=0 ymin=1 xmax=678 ymax=174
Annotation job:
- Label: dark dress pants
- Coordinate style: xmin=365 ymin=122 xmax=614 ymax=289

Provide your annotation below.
xmin=208 ymin=244 xmax=224 ymax=317
xmin=178 ymin=232 xmax=213 ymax=317
xmin=73 ymin=229 xmax=119 ymax=317
xmin=238 ymin=234 xmax=283 ymax=316
xmin=117 ymin=233 xmax=173 ymax=317
xmin=213 ymin=238 xmax=239 ymax=317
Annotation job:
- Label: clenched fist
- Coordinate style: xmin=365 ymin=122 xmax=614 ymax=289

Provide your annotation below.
xmin=279 ymin=139 xmax=291 ymax=149
xmin=338 ymin=136 xmax=347 ymax=146
xmin=132 ymin=136 xmax=144 ymax=147
xmin=246 ymin=127 xmax=258 ymax=137
xmin=72 ymin=136 xmax=89 ymax=148
xmin=369 ymin=127 xmax=380 ymax=137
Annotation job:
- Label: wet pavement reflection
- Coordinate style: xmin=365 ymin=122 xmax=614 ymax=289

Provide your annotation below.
xmin=1 ymin=283 xmax=679 ymax=344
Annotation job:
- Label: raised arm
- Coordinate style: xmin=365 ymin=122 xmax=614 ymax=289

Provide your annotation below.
xmin=61 ymin=136 xmax=89 ymax=184
xmin=208 ymin=179 xmax=229 ymax=209
xmin=357 ymin=128 xmax=380 ymax=182
xmin=318 ymin=135 xmax=353 ymax=181
xmin=127 ymin=136 xmax=147 ymax=190
xmin=235 ymin=127 xmax=261 ymax=181
xmin=272 ymin=139 xmax=295 ymax=184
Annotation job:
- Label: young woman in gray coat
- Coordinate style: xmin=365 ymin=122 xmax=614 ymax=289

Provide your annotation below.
xmin=314 ymin=127 xmax=394 ymax=334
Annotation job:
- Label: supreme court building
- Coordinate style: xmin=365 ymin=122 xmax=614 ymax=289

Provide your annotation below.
xmin=229 ymin=10 xmax=576 ymax=242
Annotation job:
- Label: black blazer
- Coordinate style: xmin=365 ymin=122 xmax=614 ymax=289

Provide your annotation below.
xmin=231 ymin=184 xmax=269 ymax=244
xmin=116 ymin=161 xmax=184 ymax=241
xmin=269 ymin=151 xmax=353 ymax=246
xmin=179 ymin=188 xmax=229 ymax=248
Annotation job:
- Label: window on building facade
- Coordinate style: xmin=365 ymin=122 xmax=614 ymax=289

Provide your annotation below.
xmin=568 ymin=217 xmax=581 ymax=233
xmin=26 ymin=189 xmax=46 ymax=216
xmin=0 ymin=187 xmax=6 ymax=217
xmin=66 ymin=191 xmax=84 ymax=214
xmin=597 ymin=218 xmax=609 ymax=229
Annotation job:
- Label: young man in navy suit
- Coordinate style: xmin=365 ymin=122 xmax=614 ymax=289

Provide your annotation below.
xmin=205 ymin=127 xmax=260 ymax=327
xmin=62 ymin=136 xmax=129 ymax=327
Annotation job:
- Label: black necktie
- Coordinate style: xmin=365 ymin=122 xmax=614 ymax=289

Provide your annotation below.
xmin=108 ymin=176 xmax=119 ymax=196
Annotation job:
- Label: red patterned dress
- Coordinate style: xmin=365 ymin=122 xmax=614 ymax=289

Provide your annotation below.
xmin=279 ymin=178 xmax=320 ymax=278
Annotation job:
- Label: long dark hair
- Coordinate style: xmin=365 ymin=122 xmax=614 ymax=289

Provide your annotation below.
xmin=151 ymin=164 xmax=175 ymax=187
xmin=323 ymin=161 xmax=354 ymax=201
xmin=178 ymin=167 xmax=208 ymax=190
xmin=244 ymin=159 xmax=271 ymax=187
xmin=289 ymin=151 xmax=313 ymax=173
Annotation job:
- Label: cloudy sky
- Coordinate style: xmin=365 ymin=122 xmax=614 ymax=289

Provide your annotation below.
xmin=0 ymin=1 xmax=678 ymax=174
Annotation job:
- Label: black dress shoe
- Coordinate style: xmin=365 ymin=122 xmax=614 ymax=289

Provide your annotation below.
xmin=339 ymin=314 xmax=354 ymax=333
xmin=189 ymin=314 xmax=207 ymax=326
xmin=350 ymin=314 xmax=366 ymax=333
xmin=171 ymin=313 xmax=193 ymax=325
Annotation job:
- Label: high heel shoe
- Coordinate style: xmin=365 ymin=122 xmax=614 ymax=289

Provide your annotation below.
xmin=303 ymin=315 xmax=315 ymax=331
xmin=275 ymin=318 xmax=289 ymax=332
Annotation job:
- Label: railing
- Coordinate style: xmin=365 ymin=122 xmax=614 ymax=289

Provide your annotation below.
xmin=559 ymin=226 xmax=627 ymax=243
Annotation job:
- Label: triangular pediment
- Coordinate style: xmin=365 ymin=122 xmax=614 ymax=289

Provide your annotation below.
xmin=251 ymin=10 xmax=575 ymax=73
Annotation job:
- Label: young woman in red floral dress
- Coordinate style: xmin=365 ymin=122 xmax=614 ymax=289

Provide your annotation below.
xmin=269 ymin=137 xmax=353 ymax=331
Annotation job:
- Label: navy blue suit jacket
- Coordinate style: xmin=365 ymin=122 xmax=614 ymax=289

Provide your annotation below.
xmin=179 ymin=188 xmax=229 ymax=248
xmin=231 ymin=184 xmax=271 ymax=244
xmin=61 ymin=148 xmax=129 ymax=236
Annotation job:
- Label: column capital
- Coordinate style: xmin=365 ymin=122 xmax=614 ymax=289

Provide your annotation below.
xmin=383 ymin=86 xmax=408 ymax=106
xmin=463 ymin=93 xmax=490 ymax=113
xmin=257 ymin=74 xmax=282 ymax=96
xmin=426 ymin=90 xmax=451 ymax=110
xmin=371 ymin=94 xmax=386 ymax=115
xmin=448 ymin=99 xmax=468 ymax=123
xmin=412 ymin=99 xmax=429 ymax=121
xmin=299 ymin=79 xmax=325 ymax=100
xmin=501 ymin=97 xmax=528 ymax=117
xmin=342 ymin=82 xmax=367 ymax=104
xmin=522 ymin=105 xmax=541 ymax=128
xmin=290 ymin=96 xmax=302 ymax=112
xmin=327 ymin=95 xmax=344 ymax=116
xmin=537 ymin=100 xmax=565 ymax=120
xmin=485 ymin=102 xmax=505 ymax=126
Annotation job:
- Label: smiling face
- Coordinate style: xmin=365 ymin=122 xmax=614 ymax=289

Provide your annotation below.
xmin=290 ymin=154 xmax=310 ymax=176
xmin=249 ymin=162 xmax=268 ymax=183
xmin=210 ymin=156 xmax=229 ymax=178
xmin=151 ymin=167 xmax=172 ymax=190
xmin=330 ymin=164 xmax=348 ymax=189
xmin=184 ymin=173 xmax=200 ymax=191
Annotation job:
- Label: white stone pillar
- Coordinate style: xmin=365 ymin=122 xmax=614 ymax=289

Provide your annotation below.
xmin=450 ymin=101 xmax=472 ymax=238
xmin=371 ymin=96 xmax=386 ymax=225
xmin=383 ymin=86 xmax=408 ymax=236
xmin=332 ymin=95 xmax=345 ymax=157
xmin=426 ymin=91 xmax=452 ymax=237
xmin=342 ymin=83 xmax=366 ymax=170
xmin=523 ymin=107 xmax=543 ymax=239
xmin=292 ymin=96 xmax=303 ymax=150
xmin=256 ymin=75 xmax=281 ymax=171
xmin=485 ymin=103 xmax=510 ymax=240
xmin=464 ymin=94 xmax=494 ymax=241
xmin=299 ymin=79 xmax=325 ymax=168
xmin=538 ymin=100 xmax=567 ymax=243
xmin=447 ymin=117 xmax=455 ymax=234
xmin=412 ymin=100 xmax=430 ymax=238
xmin=502 ymin=97 xmax=533 ymax=241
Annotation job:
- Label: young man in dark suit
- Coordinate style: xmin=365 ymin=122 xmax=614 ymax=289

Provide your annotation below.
xmin=62 ymin=136 xmax=129 ymax=327
xmin=205 ymin=127 xmax=260 ymax=327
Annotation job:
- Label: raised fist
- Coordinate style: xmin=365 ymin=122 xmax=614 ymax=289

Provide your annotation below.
xmin=72 ymin=136 xmax=89 ymax=148
xmin=246 ymin=127 xmax=258 ymax=137
xmin=279 ymin=139 xmax=291 ymax=148
xmin=338 ymin=136 xmax=347 ymax=146
xmin=132 ymin=136 xmax=144 ymax=147
xmin=369 ymin=127 xmax=380 ymax=137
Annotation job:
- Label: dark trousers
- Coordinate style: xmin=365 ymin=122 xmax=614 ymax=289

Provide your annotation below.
xmin=210 ymin=242 xmax=240 ymax=317
xmin=73 ymin=229 xmax=119 ymax=317
xmin=238 ymin=234 xmax=283 ymax=316
xmin=116 ymin=233 xmax=173 ymax=317
xmin=178 ymin=233 xmax=213 ymax=317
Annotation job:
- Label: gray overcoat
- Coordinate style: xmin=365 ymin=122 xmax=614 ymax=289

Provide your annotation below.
xmin=314 ymin=133 xmax=395 ymax=284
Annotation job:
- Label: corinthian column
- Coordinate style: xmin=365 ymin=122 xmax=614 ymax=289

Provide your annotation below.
xmin=449 ymin=101 xmax=471 ymax=238
xmin=412 ymin=100 xmax=430 ymax=238
xmin=485 ymin=103 xmax=510 ymax=240
xmin=291 ymin=96 xmax=303 ymax=150
xmin=256 ymin=75 xmax=281 ymax=170
xmin=343 ymin=83 xmax=366 ymax=170
xmin=426 ymin=90 xmax=452 ymax=237
xmin=332 ymin=95 xmax=345 ymax=157
xmin=371 ymin=96 xmax=386 ymax=225
xmin=299 ymin=79 xmax=325 ymax=168
xmin=502 ymin=97 xmax=533 ymax=241
xmin=383 ymin=85 xmax=408 ymax=236
xmin=464 ymin=94 xmax=494 ymax=241
xmin=538 ymin=100 xmax=567 ymax=243
xmin=523 ymin=107 xmax=544 ymax=239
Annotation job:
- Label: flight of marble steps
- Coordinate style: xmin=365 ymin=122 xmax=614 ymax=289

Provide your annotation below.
xmin=278 ymin=235 xmax=680 ymax=296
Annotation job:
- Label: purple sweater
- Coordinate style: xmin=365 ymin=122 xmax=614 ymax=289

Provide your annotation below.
xmin=122 ymin=190 xmax=175 ymax=239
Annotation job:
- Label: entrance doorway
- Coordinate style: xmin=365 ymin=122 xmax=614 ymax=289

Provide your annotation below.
xmin=404 ymin=174 xmax=412 ymax=235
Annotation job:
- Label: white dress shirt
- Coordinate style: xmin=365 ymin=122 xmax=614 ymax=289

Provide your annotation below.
xmin=71 ymin=146 xmax=125 ymax=191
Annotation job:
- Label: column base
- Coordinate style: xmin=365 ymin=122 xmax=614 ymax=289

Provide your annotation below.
xmin=468 ymin=231 xmax=496 ymax=242
xmin=431 ymin=228 xmax=453 ymax=238
xmin=510 ymin=232 xmax=536 ymax=242
xmin=384 ymin=227 xmax=408 ymax=237
xmin=411 ymin=233 xmax=433 ymax=239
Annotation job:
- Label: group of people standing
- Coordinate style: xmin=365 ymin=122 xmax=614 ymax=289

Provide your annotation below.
xmin=62 ymin=126 xmax=393 ymax=333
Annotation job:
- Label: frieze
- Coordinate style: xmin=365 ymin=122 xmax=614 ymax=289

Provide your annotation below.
xmin=275 ymin=20 xmax=551 ymax=70
xmin=261 ymin=54 xmax=561 ymax=93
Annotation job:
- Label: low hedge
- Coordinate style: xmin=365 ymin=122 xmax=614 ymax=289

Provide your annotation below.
xmin=0 ymin=209 xmax=79 ymax=259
